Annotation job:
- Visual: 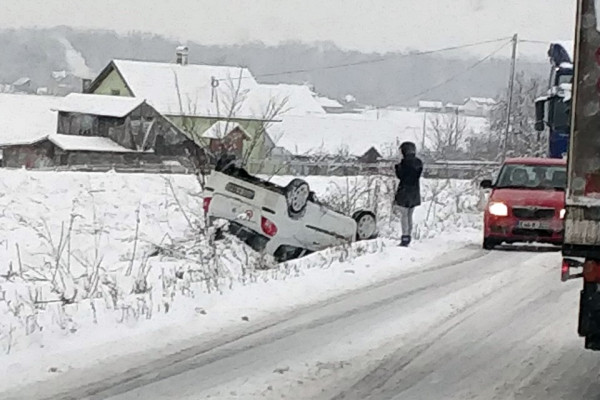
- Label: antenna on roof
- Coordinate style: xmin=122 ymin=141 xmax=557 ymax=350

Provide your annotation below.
xmin=210 ymin=76 xmax=219 ymax=103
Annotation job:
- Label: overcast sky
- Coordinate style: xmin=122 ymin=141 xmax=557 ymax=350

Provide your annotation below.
xmin=3 ymin=0 xmax=576 ymax=55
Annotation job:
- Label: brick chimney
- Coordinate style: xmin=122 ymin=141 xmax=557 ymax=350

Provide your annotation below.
xmin=82 ymin=78 xmax=92 ymax=93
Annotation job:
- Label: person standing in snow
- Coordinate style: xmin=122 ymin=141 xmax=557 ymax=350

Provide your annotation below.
xmin=394 ymin=141 xmax=423 ymax=247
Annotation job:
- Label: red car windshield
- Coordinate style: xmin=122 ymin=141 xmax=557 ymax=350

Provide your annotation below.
xmin=495 ymin=164 xmax=566 ymax=190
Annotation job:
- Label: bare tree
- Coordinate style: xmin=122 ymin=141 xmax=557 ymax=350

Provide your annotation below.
xmin=427 ymin=112 xmax=468 ymax=160
xmin=470 ymin=71 xmax=546 ymax=160
xmin=241 ymin=96 xmax=289 ymax=174
xmin=174 ymin=68 xmax=290 ymax=177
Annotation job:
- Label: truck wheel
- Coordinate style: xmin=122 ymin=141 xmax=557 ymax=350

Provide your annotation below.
xmin=285 ymin=179 xmax=310 ymax=217
xmin=585 ymin=334 xmax=600 ymax=351
xmin=353 ymin=211 xmax=377 ymax=241
xmin=483 ymin=238 xmax=498 ymax=250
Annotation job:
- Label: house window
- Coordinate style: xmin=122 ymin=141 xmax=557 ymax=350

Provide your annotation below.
xmin=111 ymin=89 xmax=121 ymax=95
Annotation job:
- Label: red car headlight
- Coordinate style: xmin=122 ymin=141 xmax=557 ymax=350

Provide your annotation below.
xmin=488 ymin=202 xmax=508 ymax=217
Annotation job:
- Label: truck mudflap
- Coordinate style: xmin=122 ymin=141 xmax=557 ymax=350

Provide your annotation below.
xmin=579 ymin=283 xmax=597 ymax=336
xmin=563 ymin=258 xmax=600 ymax=349
xmin=580 ymin=282 xmax=600 ymax=350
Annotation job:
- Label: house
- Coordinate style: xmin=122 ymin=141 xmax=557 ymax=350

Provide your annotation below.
xmin=462 ymin=97 xmax=496 ymax=117
xmin=358 ymin=146 xmax=382 ymax=163
xmin=84 ymin=49 xmax=278 ymax=170
xmin=3 ymin=135 xmax=149 ymax=169
xmin=0 ymin=94 xmax=59 ymax=167
xmin=314 ymin=95 xmax=345 ymax=113
xmin=0 ymin=93 xmax=202 ymax=169
xmin=57 ymin=93 xmax=197 ymax=152
xmin=12 ymin=77 xmax=33 ymax=94
xmin=445 ymin=103 xmax=461 ymax=113
xmin=202 ymin=121 xmax=251 ymax=159
xmin=418 ymin=100 xmax=444 ymax=113
xmin=49 ymin=70 xmax=82 ymax=96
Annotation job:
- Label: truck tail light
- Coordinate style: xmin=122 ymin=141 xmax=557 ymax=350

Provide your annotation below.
xmin=584 ymin=173 xmax=600 ymax=197
xmin=203 ymin=197 xmax=212 ymax=214
xmin=583 ymin=260 xmax=600 ymax=282
xmin=261 ymin=216 xmax=278 ymax=237
xmin=562 ymin=259 xmax=570 ymax=281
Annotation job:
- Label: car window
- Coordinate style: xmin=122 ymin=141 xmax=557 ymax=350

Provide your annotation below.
xmin=495 ymin=164 xmax=566 ymax=190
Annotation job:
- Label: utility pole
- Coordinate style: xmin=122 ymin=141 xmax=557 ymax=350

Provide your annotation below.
xmin=454 ymin=107 xmax=460 ymax=148
xmin=502 ymin=33 xmax=518 ymax=161
xmin=421 ymin=111 xmax=427 ymax=150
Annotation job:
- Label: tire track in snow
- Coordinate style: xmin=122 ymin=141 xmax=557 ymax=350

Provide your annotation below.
xmin=330 ymin=259 xmax=534 ymax=400
xmin=6 ymin=246 xmax=487 ymax=400
xmin=332 ymin=251 xmax=579 ymax=400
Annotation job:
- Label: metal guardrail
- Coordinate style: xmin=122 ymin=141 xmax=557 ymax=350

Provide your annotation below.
xmin=2 ymin=159 xmax=499 ymax=180
xmin=245 ymin=160 xmax=499 ymax=180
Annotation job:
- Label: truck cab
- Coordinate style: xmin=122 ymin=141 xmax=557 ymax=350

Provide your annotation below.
xmin=534 ymin=42 xmax=573 ymax=159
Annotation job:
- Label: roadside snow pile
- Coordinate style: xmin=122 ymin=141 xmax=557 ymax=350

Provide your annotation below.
xmin=0 ymin=170 xmax=483 ymax=366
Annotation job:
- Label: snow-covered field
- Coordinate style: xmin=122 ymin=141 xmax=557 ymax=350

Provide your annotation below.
xmin=0 ymin=170 xmax=484 ymax=393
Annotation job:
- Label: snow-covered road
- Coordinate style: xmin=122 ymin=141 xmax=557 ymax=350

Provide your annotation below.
xmin=5 ymin=244 xmax=596 ymax=400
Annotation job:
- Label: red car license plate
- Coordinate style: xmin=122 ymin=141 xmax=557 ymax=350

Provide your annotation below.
xmin=517 ymin=220 xmax=551 ymax=230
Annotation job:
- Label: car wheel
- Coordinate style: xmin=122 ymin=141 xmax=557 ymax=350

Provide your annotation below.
xmin=285 ymin=179 xmax=310 ymax=217
xmin=353 ymin=211 xmax=377 ymax=241
xmin=483 ymin=238 xmax=498 ymax=250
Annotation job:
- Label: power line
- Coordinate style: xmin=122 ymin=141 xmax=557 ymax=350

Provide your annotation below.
xmin=399 ymin=40 xmax=512 ymax=104
xmin=519 ymin=39 xmax=549 ymax=44
xmin=216 ymin=36 xmax=512 ymax=82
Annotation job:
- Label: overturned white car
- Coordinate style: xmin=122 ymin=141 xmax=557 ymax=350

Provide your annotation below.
xmin=203 ymin=160 xmax=377 ymax=262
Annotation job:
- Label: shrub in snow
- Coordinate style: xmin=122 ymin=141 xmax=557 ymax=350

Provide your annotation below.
xmin=316 ymin=175 xmax=481 ymax=240
xmin=0 ymin=170 xmax=481 ymax=356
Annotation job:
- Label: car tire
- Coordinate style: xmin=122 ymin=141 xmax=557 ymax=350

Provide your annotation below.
xmin=483 ymin=237 xmax=498 ymax=250
xmin=285 ymin=179 xmax=310 ymax=218
xmin=353 ymin=210 xmax=378 ymax=241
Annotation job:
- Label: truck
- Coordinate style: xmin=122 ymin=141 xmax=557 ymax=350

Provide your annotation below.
xmin=560 ymin=0 xmax=600 ymax=350
xmin=534 ymin=41 xmax=574 ymax=159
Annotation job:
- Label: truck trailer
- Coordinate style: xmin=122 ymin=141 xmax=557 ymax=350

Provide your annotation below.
xmin=561 ymin=0 xmax=600 ymax=350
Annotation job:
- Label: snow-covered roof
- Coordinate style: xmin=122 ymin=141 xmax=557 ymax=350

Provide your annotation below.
xmin=241 ymin=84 xmax=326 ymax=117
xmin=0 ymin=94 xmax=60 ymax=146
xmin=52 ymin=70 xmax=68 ymax=80
xmin=110 ymin=59 xmax=259 ymax=118
xmin=12 ymin=77 xmax=31 ymax=86
xmin=268 ymin=114 xmax=412 ymax=156
xmin=201 ymin=121 xmax=250 ymax=139
xmin=56 ymin=93 xmax=145 ymax=117
xmin=418 ymin=100 xmax=444 ymax=109
xmin=465 ymin=97 xmax=496 ymax=106
xmin=315 ymin=96 xmax=344 ymax=109
xmin=49 ymin=134 xmax=137 ymax=153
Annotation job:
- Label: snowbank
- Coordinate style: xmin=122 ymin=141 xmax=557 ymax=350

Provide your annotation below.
xmin=0 ymin=170 xmax=483 ymax=393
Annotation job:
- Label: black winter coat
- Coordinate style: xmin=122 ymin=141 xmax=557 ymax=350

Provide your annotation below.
xmin=394 ymin=156 xmax=423 ymax=208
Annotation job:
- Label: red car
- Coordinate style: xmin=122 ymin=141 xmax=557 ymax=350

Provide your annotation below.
xmin=481 ymin=157 xmax=566 ymax=250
